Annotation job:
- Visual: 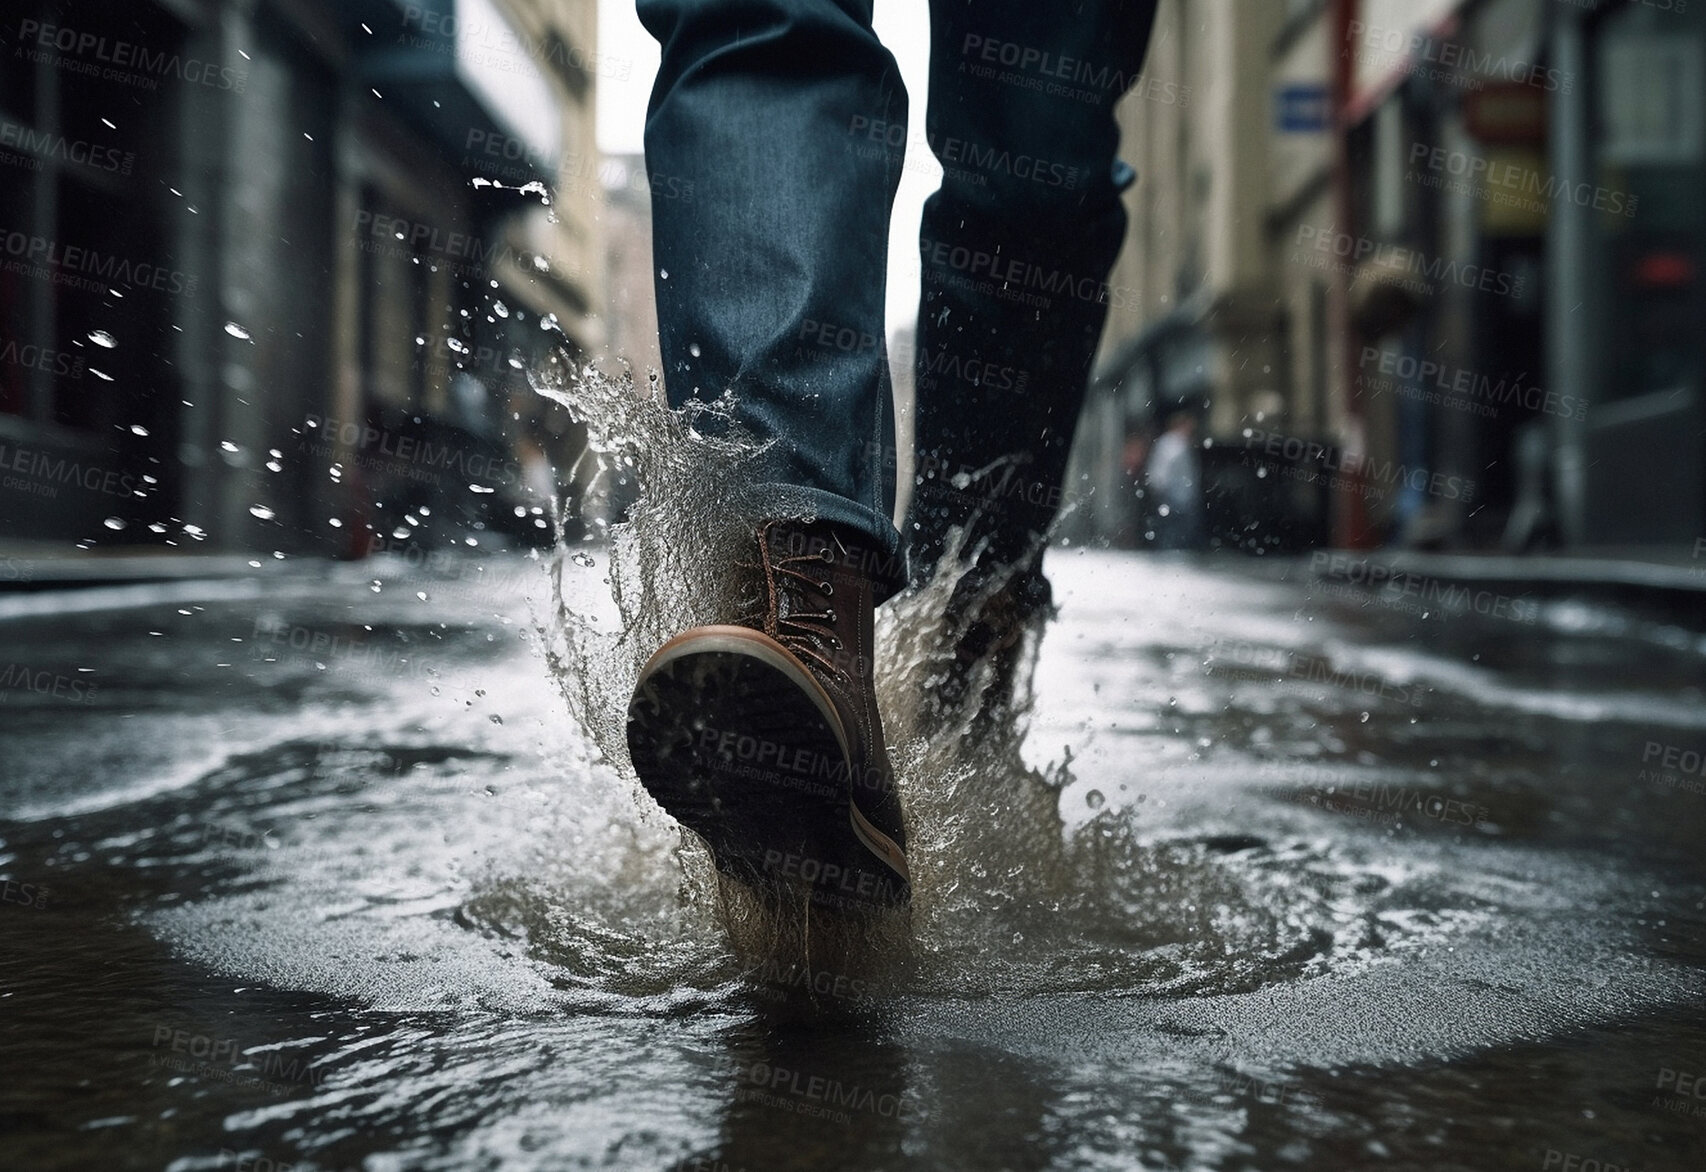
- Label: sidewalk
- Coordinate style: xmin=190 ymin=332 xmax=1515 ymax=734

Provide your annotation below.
xmin=0 ymin=547 xmax=311 ymax=592
xmin=1298 ymin=546 xmax=1706 ymax=621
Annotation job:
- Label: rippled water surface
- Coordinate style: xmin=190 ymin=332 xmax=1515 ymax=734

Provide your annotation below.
xmin=4 ymin=540 xmax=1706 ymax=1170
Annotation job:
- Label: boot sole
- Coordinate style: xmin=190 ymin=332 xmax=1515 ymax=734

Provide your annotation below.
xmin=625 ymin=625 xmax=910 ymax=912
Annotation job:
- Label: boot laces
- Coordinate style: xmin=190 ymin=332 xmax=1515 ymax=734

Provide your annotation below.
xmin=735 ymin=522 xmax=846 ymax=676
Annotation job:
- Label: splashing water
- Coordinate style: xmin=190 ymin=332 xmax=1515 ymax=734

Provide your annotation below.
xmin=524 ymin=355 xmax=1395 ymax=1006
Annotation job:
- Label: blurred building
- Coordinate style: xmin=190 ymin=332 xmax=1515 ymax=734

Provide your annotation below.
xmin=598 ymin=151 xmax=662 ymax=381
xmin=0 ymin=0 xmax=605 ymax=557
xmin=1077 ymin=0 xmax=1705 ymax=557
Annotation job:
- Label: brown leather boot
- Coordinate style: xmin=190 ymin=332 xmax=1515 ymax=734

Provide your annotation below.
xmin=625 ymin=518 xmax=909 ymax=912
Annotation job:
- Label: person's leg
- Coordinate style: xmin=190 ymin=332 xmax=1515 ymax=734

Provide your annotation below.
xmin=630 ymin=1 xmax=914 ymax=914
xmin=638 ymin=0 xmax=908 ymax=579
xmin=906 ymin=0 xmax=1161 ymax=589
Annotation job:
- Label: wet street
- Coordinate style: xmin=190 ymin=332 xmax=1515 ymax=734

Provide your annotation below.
xmin=4 ymin=548 xmax=1706 ymax=1171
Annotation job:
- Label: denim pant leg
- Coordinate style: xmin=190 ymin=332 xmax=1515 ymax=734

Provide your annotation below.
xmin=638 ymin=0 xmax=908 ymax=577
xmin=904 ymin=0 xmax=1160 ymax=586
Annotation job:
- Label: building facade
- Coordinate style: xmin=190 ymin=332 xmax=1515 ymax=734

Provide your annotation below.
xmin=1077 ymin=0 xmax=1704 ymax=557
xmin=0 ymin=0 xmax=604 ymax=556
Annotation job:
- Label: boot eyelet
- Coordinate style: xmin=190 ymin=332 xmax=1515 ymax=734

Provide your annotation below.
xmin=820 ymin=582 xmax=833 ymax=596
xmin=825 ymin=608 xmax=836 ymax=623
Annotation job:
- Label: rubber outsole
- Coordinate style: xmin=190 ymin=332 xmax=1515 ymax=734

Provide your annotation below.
xmin=625 ymin=626 xmax=909 ymax=912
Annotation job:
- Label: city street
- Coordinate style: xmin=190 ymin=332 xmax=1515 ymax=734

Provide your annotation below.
xmin=3 ymin=550 xmax=1704 ymax=1170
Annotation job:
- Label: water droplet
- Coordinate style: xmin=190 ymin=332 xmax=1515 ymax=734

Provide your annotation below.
xmin=659 ymin=268 xmax=669 ymax=279
xmin=102 ymin=517 xmax=126 ymax=530
xmin=89 ymin=330 xmax=117 ymax=348
xmin=572 ymin=551 xmax=595 ymax=568
xmin=220 ymin=441 xmax=239 ymax=453
xmin=249 ymin=505 xmax=275 ymax=520
xmin=469 ymin=483 xmax=496 ymax=494
xmin=224 ymin=321 xmax=252 ymax=341
xmin=1085 ymin=789 xmax=1105 ymax=810
xmin=688 ymin=342 xmax=701 ymax=357
xmin=488 ymin=714 xmax=503 ymax=725
xmin=1359 ymin=711 xmax=1370 ymax=723
xmin=392 ymin=527 xmax=411 ymax=540
xmin=129 ymin=424 xmax=149 ymax=436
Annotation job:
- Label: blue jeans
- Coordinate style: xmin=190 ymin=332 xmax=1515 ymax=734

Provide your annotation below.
xmin=639 ymin=0 xmax=1160 ymax=595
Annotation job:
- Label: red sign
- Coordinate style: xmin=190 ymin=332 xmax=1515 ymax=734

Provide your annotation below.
xmin=1464 ymin=83 xmax=1548 ymax=144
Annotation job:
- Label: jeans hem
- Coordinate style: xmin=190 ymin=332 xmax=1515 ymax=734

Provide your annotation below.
xmin=753 ymin=482 xmax=905 ymax=596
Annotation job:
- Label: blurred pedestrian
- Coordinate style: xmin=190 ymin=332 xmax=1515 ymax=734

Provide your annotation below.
xmin=1146 ymin=410 xmax=1202 ymax=550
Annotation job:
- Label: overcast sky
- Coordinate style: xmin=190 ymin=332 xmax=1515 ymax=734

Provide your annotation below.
xmin=595 ymin=0 xmax=940 ymax=338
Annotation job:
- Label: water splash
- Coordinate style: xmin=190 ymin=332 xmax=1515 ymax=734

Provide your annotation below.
xmin=521 ymin=355 xmax=1388 ymax=1006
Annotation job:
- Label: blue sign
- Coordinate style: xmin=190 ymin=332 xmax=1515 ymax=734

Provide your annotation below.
xmin=1276 ymin=83 xmax=1331 ymax=133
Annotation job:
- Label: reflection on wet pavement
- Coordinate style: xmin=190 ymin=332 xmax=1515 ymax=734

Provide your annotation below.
xmin=3 ymin=551 xmax=1705 ymax=1170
